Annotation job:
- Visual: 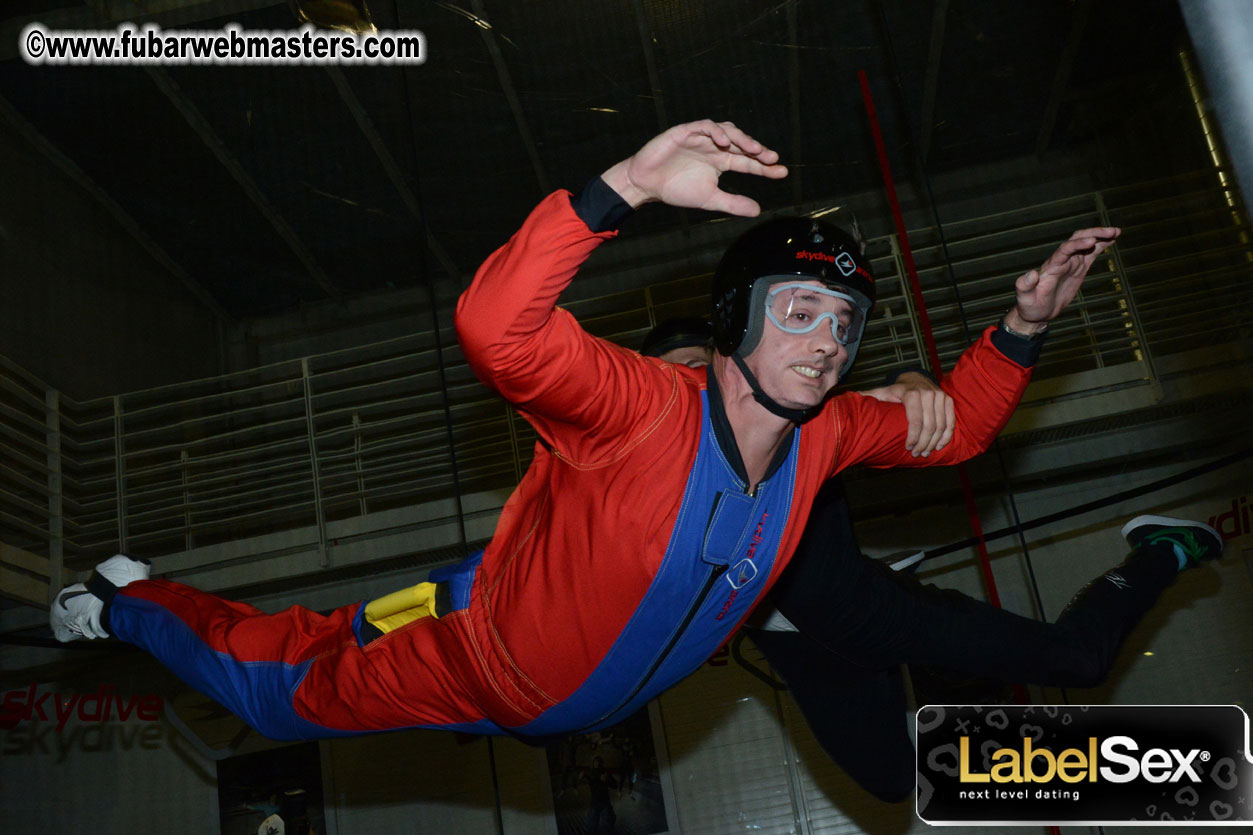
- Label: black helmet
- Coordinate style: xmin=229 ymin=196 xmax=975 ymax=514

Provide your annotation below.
xmin=711 ymin=216 xmax=875 ymax=375
xmin=640 ymin=317 xmax=714 ymax=358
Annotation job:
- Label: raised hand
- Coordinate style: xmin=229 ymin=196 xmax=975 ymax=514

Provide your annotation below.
xmin=600 ymin=120 xmax=788 ymax=217
xmin=1005 ymin=227 xmax=1121 ymax=334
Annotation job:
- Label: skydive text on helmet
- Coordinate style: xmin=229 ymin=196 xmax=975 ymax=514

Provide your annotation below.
xmin=959 ymin=736 xmax=1207 ymax=784
xmin=794 ymin=249 xmax=871 ymax=281
xmin=795 ymin=250 xmax=836 ymax=263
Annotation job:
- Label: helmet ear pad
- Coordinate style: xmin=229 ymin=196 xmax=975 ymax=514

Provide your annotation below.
xmin=737 ymin=278 xmax=773 ymax=358
xmin=711 ymin=277 xmax=748 ymax=356
xmin=640 ymin=317 xmax=713 ymax=358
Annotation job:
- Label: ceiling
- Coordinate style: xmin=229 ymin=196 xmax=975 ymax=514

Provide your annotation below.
xmin=0 ymin=0 xmax=1195 ymax=321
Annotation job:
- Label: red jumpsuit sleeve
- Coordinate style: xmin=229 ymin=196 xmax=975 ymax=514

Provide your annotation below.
xmin=456 ymin=191 xmax=673 ymax=463
xmin=828 ymin=324 xmax=1031 ymax=474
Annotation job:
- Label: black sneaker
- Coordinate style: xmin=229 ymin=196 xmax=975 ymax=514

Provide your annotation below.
xmin=1121 ymin=515 xmax=1224 ymax=567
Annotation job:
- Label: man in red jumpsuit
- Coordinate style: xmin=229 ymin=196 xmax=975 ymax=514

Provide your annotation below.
xmin=51 ymin=121 xmax=1220 ymax=743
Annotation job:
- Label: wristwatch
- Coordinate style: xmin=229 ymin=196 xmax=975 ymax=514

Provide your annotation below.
xmin=1000 ymin=317 xmax=1048 ymax=340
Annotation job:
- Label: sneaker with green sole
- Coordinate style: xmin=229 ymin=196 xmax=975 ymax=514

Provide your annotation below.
xmin=1120 ymin=515 xmax=1224 ymax=568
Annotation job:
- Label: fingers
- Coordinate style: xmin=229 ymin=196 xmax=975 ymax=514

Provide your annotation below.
xmin=1015 ymin=270 xmax=1040 ymax=293
xmin=904 ymin=389 xmax=954 ymax=457
xmin=1049 ymin=227 xmax=1121 ymax=265
xmin=875 ymin=374 xmax=948 ymax=456
xmin=691 ymin=120 xmax=785 ymax=215
xmin=630 ymin=120 xmax=784 ymax=216
xmin=1089 ymin=236 xmax=1119 ymax=257
xmin=1049 ymin=235 xmax=1100 ymax=265
xmin=938 ymin=394 xmax=955 ymax=452
xmin=710 ymin=120 xmax=766 ymax=156
xmin=1068 ymin=226 xmax=1120 ymax=241
xmin=705 ymin=190 xmax=762 ymax=218
xmin=685 ymin=119 xmax=781 ymax=166
xmin=723 ymin=152 xmax=788 ymax=179
xmin=903 ymin=390 xmax=923 ymax=452
xmin=1015 ymin=226 xmax=1121 ymax=323
xmin=687 ymin=119 xmax=741 ymax=151
xmin=914 ymin=394 xmax=936 ymax=456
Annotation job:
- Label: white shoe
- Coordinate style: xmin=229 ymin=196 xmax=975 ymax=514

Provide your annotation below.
xmin=49 ymin=554 xmax=151 ymax=642
xmin=51 ymin=583 xmax=109 ymax=641
xmin=884 ymin=549 xmax=926 ymax=573
xmin=95 ymin=554 xmax=151 ymax=586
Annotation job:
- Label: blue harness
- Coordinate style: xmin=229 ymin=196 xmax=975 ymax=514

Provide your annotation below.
xmin=513 ymin=390 xmax=799 ymax=737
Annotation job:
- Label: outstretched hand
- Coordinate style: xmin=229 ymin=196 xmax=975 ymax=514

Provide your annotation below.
xmin=601 ymin=120 xmax=787 ymax=217
xmin=1005 ymin=227 xmax=1121 ymax=333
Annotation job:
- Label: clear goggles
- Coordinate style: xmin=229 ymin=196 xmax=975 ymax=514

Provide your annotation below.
xmin=764 ymin=282 xmax=866 ymax=347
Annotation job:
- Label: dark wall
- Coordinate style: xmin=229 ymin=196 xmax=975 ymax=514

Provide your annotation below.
xmin=0 ymin=119 xmax=222 ymax=399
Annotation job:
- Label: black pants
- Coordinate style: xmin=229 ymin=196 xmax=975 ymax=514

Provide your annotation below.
xmin=748 ymin=478 xmax=1179 ymax=802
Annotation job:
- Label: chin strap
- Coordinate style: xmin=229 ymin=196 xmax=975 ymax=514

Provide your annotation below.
xmin=730 ymin=353 xmax=825 ymax=424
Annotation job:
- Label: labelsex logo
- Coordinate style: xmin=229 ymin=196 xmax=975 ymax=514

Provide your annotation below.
xmin=960 ymin=735 xmax=1206 ymax=784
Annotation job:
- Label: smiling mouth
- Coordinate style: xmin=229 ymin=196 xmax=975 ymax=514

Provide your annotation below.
xmin=790 ymin=365 xmax=824 ymax=379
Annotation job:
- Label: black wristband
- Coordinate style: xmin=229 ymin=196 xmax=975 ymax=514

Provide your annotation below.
xmin=570 ymin=176 xmax=634 ymax=233
xmin=991 ymin=318 xmax=1047 ymax=367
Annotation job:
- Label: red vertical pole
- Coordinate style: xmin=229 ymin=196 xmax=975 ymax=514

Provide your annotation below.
xmin=857 ymin=70 xmax=1005 ymax=608
xmin=857 ymin=72 xmax=943 ymax=378
xmin=859 ymin=64 xmax=1049 ymax=835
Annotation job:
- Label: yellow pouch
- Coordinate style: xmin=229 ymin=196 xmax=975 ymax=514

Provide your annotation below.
xmin=363 ymin=581 xmax=439 ymax=635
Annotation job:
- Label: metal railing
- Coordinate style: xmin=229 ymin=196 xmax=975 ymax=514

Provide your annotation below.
xmin=1 ymin=171 xmax=1249 ymax=601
